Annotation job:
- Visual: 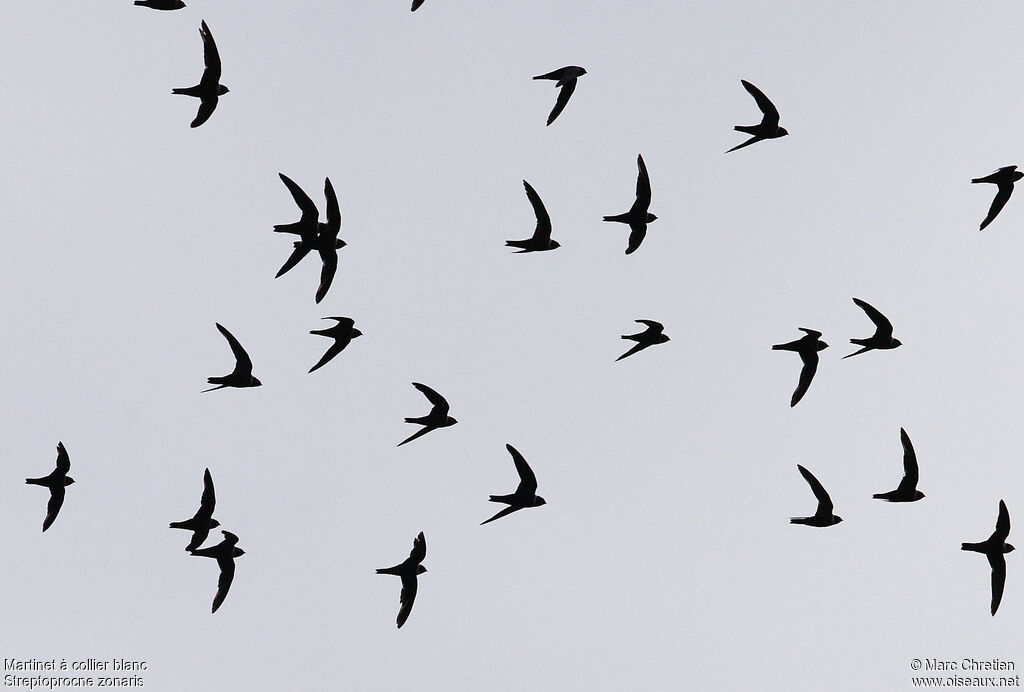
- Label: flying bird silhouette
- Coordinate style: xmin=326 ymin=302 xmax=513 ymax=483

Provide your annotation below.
xmin=376 ymin=532 xmax=427 ymax=628
xmin=397 ymin=383 xmax=456 ymax=447
xmin=308 ymin=317 xmax=362 ymax=373
xmin=962 ymin=500 xmax=1015 ymax=615
xmin=204 ymin=323 xmax=262 ymax=392
xmin=772 ymin=328 xmax=828 ymax=407
xmin=190 ymin=530 xmax=245 ymax=613
xmin=972 ymin=166 xmax=1023 ymax=231
xmin=481 ymin=444 xmax=547 ymax=525
xmin=616 ymin=320 xmax=669 ymax=361
xmin=169 ymin=468 xmax=220 ymax=551
xmin=727 ymin=80 xmax=788 ymax=153
xmin=603 ymin=154 xmax=657 ymax=254
xmin=533 ymin=66 xmax=586 ymax=126
xmin=135 ymin=0 xmax=185 ymax=9
xmin=274 ymin=175 xmax=346 ymax=303
xmin=172 ymin=20 xmax=228 ymax=128
xmin=790 ymin=465 xmax=842 ymax=527
xmin=873 ymin=428 xmax=924 ymax=503
xmin=506 ymin=180 xmax=560 ymax=252
xmin=843 ymin=298 xmax=902 ymax=359
xmin=25 ymin=442 xmax=74 ymax=532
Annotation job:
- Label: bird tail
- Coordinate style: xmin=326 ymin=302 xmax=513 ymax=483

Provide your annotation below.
xmin=404 ymin=416 xmax=426 ymax=425
xmin=734 ymin=125 xmax=759 ymax=135
xmin=171 ymin=87 xmax=199 ymax=96
xmin=505 ymin=240 xmax=528 ymax=249
xmin=789 ymin=517 xmax=810 ymax=525
xmin=169 ymin=521 xmax=187 ymax=529
xmin=961 ymin=542 xmax=982 ymax=552
xmin=603 ymin=214 xmax=628 ymax=223
xmin=489 ymin=494 xmax=515 ymax=504
xmin=25 ymin=477 xmax=45 ymax=486
xmin=375 ymin=567 xmax=400 ymax=576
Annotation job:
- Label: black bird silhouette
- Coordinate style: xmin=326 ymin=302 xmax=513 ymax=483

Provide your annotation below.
xmin=398 ymin=383 xmax=456 ymax=447
xmin=873 ymin=428 xmax=924 ymax=503
xmin=506 ymin=180 xmax=560 ymax=252
xmin=411 ymin=0 xmax=425 ymax=9
xmin=772 ymin=328 xmax=828 ymax=407
xmin=376 ymin=532 xmax=427 ymax=628
xmin=481 ymin=444 xmax=547 ymax=525
xmin=603 ymin=154 xmax=657 ymax=254
xmin=204 ymin=323 xmax=262 ymax=392
xmin=790 ymin=465 xmax=842 ymax=527
xmin=972 ymin=166 xmax=1023 ymax=231
xmin=172 ymin=20 xmax=228 ymax=128
xmin=135 ymin=0 xmax=185 ymax=9
xmin=533 ymin=66 xmax=587 ymax=126
xmin=843 ymin=298 xmax=902 ymax=359
xmin=274 ymin=175 xmax=346 ymax=303
xmin=308 ymin=317 xmax=362 ymax=373
xmin=190 ymin=530 xmax=245 ymax=613
xmin=727 ymin=80 xmax=788 ymax=153
xmin=169 ymin=468 xmax=220 ymax=551
xmin=616 ymin=320 xmax=669 ymax=361
xmin=25 ymin=442 xmax=74 ymax=532
xmin=962 ymin=500 xmax=1015 ymax=615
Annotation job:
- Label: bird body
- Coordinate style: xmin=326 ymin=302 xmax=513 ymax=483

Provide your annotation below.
xmin=274 ymin=175 xmax=345 ymax=303
xmin=873 ymin=428 xmax=924 ymax=502
xmin=790 ymin=464 xmax=842 ymax=527
xmin=727 ymin=80 xmax=787 ymax=153
xmin=169 ymin=468 xmax=220 ymax=551
xmin=190 ymin=530 xmax=245 ymax=613
xmin=309 ymin=317 xmax=362 ymax=373
xmin=397 ymin=383 xmax=456 ymax=447
xmin=843 ymin=298 xmax=901 ymax=359
xmin=961 ymin=500 xmax=1014 ymax=615
xmin=532 ymin=66 xmax=586 ymax=126
xmin=507 ymin=180 xmax=560 ymax=252
xmin=972 ymin=166 xmax=1023 ymax=231
xmin=772 ymin=328 xmax=828 ymax=406
xmin=172 ymin=21 xmax=228 ymax=128
xmin=203 ymin=323 xmax=261 ymax=392
xmin=603 ymin=154 xmax=657 ymax=254
xmin=376 ymin=532 xmax=427 ymax=628
xmin=616 ymin=320 xmax=669 ymax=361
xmin=26 ymin=442 xmax=74 ymax=532
xmin=481 ymin=444 xmax=547 ymax=525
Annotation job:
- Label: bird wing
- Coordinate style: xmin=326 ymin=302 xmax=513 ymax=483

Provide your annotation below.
xmin=212 ymin=556 xmax=235 ymax=613
xmin=632 ymin=154 xmax=652 ymax=211
xmin=725 ymin=135 xmax=763 ymax=154
xmin=740 ymin=79 xmax=780 ymax=126
xmin=323 ymin=177 xmax=341 ymax=240
xmin=797 ymin=464 xmax=834 ymax=515
xmin=190 ymin=98 xmax=217 ymax=129
xmin=616 ymin=341 xmax=648 ymax=361
xmin=988 ymin=552 xmax=1007 ymax=616
xmin=412 ymin=382 xmax=450 ymax=415
xmin=55 ymin=442 xmax=70 ymax=474
xmin=411 ymin=0 xmax=425 ymax=9
xmin=798 ymin=327 xmax=822 ymax=338
xmin=546 ymin=78 xmax=577 ymax=126
xmin=523 ymin=180 xmax=551 ymax=242
xmin=506 ymin=444 xmax=538 ymax=494
xmin=215 ymin=323 xmax=253 ymax=376
xmin=199 ymin=467 xmax=216 ymax=517
xmin=791 ymin=351 xmax=819 ymax=407
xmin=896 ymin=428 xmax=919 ymax=492
xmin=308 ymin=341 xmax=345 ymax=373
xmin=636 ymin=319 xmax=664 ymax=332
xmin=199 ymin=20 xmax=222 ymax=84
xmin=397 ymin=425 xmax=435 ymax=447
xmin=315 ymin=248 xmax=338 ymax=304
xmin=409 ymin=531 xmax=426 ymax=564
xmin=981 ymin=183 xmax=1014 ymax=231
xmin=278 ymin=174 xmax=319 ymax=233
xmin=625 ymin=222 xmax=647 ymax=255
xmin=481 ymin=504 xmax=524 ymax=525
xmin=275 ymin=246 xmax=312 ymax=278
xmin=852 ymin=298 xmax=894 ymax=337
xmin=396 ymin=574 xmax=418 ymax=628
xmin=992 ymin=500 xmax=1011 ymax=543
xmin=42 ymin=486 xmax=66 ymax=532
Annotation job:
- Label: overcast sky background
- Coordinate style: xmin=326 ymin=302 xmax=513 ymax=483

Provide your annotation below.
xmin=1 ymin=2 xmax=1022 ymax=690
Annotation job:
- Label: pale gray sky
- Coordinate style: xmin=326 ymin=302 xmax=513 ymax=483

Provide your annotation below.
xmin=1 ymin=2 xmax=1022 ymax=690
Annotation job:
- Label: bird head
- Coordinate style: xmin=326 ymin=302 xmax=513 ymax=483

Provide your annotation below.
xmin=777 ymin=127 xmax=789 ymax=137
xmin=233 ymin=548 xmax=246 ymax=558
xmin=446 ymin=416 xmax=458 ymax=425
xmin=833 ymin=515 xmax=843 ymax=524
xmin=218 ymin=85 xmax=230 ymax=95
xmin=250 ymin=376 xmax=263 ymax=387
xmin=209 ymin=519 xmax=222 ymax=528
xmin=64 ymin=477 xmax=76 ymax=486
xmin=891 ymin=338 xmax=903 ymax=348
xmin=335 ymin=239 xmax=347 ymax=249
xmin=549 ymin=240 xmax=561 ymax=250
xmin=817 ymin=341 xmax=829 ymax=351
xmin=1006 ymin=543 xmax=1016 ymax=554
xmin=913 ymin=491 xmax=925 ymax=500
xmin=646 ymin=213 xmax=658 ymax=223
xmin=417 ymin=565 xmax=427 ymax=575
xmin=351 ymin=328 xmax=363 ymax=339
xmin=533 ymin=496 xmax=547 ymax=507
